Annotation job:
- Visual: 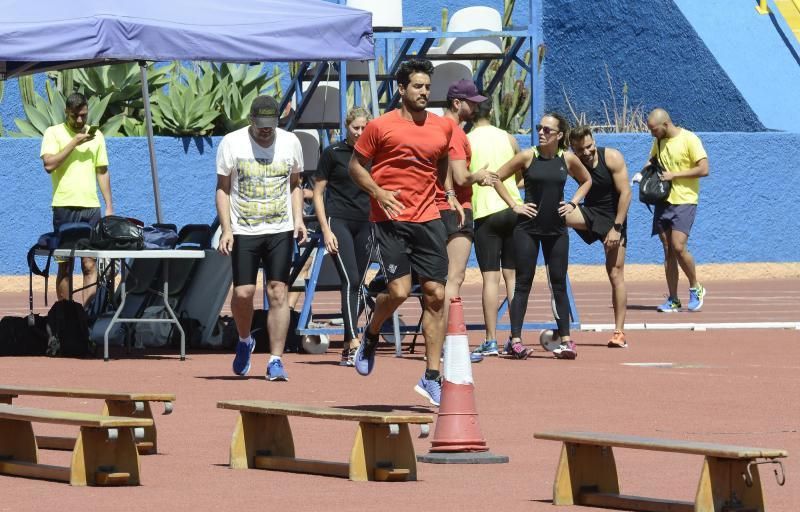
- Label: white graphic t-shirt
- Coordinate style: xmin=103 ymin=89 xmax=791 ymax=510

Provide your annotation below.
xmin=216 ymin=127 xmax=304 ymax=235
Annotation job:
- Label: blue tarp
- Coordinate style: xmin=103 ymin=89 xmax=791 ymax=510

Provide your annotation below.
xmin=0 ymin=0 xmax=374 ymax=79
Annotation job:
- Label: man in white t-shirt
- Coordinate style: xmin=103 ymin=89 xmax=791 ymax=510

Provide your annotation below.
xmin=216 ymin=95 xmax=307 ymax=381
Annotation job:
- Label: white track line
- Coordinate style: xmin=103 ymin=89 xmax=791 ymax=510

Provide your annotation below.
xmin=581 ymin=322 xmax=800 ymax=331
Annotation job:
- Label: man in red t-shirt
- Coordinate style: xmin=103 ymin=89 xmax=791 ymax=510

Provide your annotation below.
xmin=440 ymin=79 xmax=497 ymax=339
xmin=349 ymin=58 xmax=452 ymax=406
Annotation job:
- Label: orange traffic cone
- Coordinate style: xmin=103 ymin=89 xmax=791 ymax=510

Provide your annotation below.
xmin=418 ymin=297 xmax=508 ymax=464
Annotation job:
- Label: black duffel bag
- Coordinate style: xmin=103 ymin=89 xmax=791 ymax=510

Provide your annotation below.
xmin=90 ymin=216 xmax=144 ymax=250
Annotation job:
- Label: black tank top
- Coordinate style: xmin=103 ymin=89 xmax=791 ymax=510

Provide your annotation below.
xmin=518 ymin=149 xmax=568 ymax=236
xmin=583 ymin=147 xmax=618 ymax=214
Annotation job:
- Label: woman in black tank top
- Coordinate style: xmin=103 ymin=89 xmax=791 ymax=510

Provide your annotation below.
xmin=492 ymin=113 xmax=592 ymax=360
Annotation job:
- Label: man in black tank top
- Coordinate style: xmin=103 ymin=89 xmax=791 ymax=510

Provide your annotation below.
xmin=566 ymin=127 xmax=632 ymax=348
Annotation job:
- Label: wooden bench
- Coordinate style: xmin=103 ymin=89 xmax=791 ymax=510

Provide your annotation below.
xmin=217 ymin=400 xmax=434 ymax=481
xmin=0 ymin=404 xmax=153 ymax=486
xmin=0 ymin=385 xmax=175 ymax=455
xmin=534 ymin=431 xmax=788 ymax=512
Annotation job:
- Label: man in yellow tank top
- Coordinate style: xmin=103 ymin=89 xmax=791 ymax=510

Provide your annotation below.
xmin=645 ymin=108 xmax=709 ymax=313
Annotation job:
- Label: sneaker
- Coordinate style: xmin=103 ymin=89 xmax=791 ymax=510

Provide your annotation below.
xmin=470 ymin=352 xmax=484 ymax=363
xmin=353 ymin=335 xmax=378 ymax=376
xmin=503 ymin=338 xmax=514 ymax=355
xmin=607 ymin=331 xmax=627 ymax=348
xmin=266 ymin=359 xmax=288 ymax=381
xmin=657 ymin=297 xmax=682 ymax=313
xmin=339 ymin=347 xmax=357 ymax=367
xmin=687 ymin=284 xmax=706 ymax=312
xmin=510 ymin=342 xmax=530 ymax=360
xmin=413 ymin=376 xmax=442 ymax=406
xmin=232 ymin=339 xmax=256 ymax=376
xmin=472 ymin=339 xmax=499 ymax=356
xmin=553 ymin=341 xmax=578 ymax=360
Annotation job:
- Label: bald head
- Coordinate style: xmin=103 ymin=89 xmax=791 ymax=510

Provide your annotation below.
xmin=647 ymin=108 xmax=674 ymax=140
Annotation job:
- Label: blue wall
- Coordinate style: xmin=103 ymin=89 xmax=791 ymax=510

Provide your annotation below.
xmin=1 ymin=132 xmax=798 ymax=275
xmin=542 ymin=0 xmax=766 ymax=132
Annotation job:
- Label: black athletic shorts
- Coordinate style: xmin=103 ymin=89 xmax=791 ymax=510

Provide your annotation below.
xmin=373 ymin=219 xmax=448 ymax=284
xmin=575 ymin=205 xmax=627 ymax=246
xmin=441 ymin=208 xmax=474 ymax=239
xmin=473 ymin=208 xmax=517 ymax=272
xmin=52 ymin=206 xmax=101 ymax=231
xmin=232 ymin=231 xmax=294 ymax=287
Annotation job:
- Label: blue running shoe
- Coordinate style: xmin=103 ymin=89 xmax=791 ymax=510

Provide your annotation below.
xmin=266 ymin=358 xmax=288 ymax=381
xmin=470 ymin=352 xmax=484 ymax=363
xmin=232 ymin=339 xmax=255 ymax=376
xmin=354 ymin=336 xmax=378 ymax=376
xmin=657 ymin=297 xmax=681 ymax=313
xmin=687 ymin=284 xmax=706 ymax=312
xmin=503 ymin=338 xmax=513 ymax=355
xmin=472 ymin=339 xmax=499 ymax=356
xmin=414 ymin=376 xmax=442 ymax=406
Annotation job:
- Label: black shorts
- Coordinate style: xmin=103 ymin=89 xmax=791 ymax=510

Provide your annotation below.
xmin=441 ymin=208 xmax=474 ymax=239
xmin=373 ymin=219 xmax=448 ymax=284
xmin=52 ymin=206 xmax=101 ymax=231
xmin=575 ymin=205 xmax=627 ymax=246
xmin=232 ymin=231 xmax=294 ymax=287
xmin=473 ymin=208 xmax=517 ymax=272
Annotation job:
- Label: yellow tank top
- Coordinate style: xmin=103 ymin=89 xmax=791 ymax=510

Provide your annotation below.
xmin=467 ymin=125 xmax=522 ymax=220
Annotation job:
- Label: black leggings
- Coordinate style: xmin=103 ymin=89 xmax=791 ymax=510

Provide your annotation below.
xmin=329 ymin=217 xmax=371 ymax=340
xmin=509 ymin=229 xmax=571 ymax=338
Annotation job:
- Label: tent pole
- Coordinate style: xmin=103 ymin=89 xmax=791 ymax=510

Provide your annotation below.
xmin=139 ymin=61 xmax=164 ymax=223
xmin=368 ymin=60 xmax=379 ymax=118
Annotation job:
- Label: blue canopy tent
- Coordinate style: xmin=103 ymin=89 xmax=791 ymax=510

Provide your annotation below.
xmin=0 ymin=0 xmax=374 ymax=221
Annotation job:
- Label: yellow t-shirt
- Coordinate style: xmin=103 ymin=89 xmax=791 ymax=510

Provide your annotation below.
xmin=649 ymin=128 xmax=707 ymax=205
xmin=467 ymin=125 xmax=522 ymax=220
xmin=40 ymin=123 xmax=109 ymax=207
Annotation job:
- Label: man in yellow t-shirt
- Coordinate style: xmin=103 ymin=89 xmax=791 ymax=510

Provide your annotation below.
xmin=645 ymin=108 xmax=708 ymax=313
xmin=40 ymin=93 xmax=113 ymax=304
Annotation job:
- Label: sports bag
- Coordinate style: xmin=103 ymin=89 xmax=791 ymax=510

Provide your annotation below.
xmin=89 ymin=216 xmax=144 ymax=250
xmin=639 ymin=139 xmax=671 ymax=205
xmin=46 ymin=299 xmax=93 ymax=357
xmin=0 ymin=314 xmax=49 ymax=356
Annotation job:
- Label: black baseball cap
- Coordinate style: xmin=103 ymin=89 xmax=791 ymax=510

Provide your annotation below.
xmin=250 ymin=95 xmax=280 ymax=128
xmin=446 ymin=79 xmax=487 ymax=103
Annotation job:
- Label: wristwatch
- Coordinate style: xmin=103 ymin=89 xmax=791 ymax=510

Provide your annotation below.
xmin=612 ymin=223 xmax=623 ymax=232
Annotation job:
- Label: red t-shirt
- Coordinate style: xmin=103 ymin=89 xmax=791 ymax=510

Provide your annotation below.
xmin=446 ymin=116 xmax=472 ymax=209
xmin=355 ymin=109 xmax=452 ymax=223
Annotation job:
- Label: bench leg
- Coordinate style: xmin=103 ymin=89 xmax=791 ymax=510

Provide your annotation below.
xmin=349 ymin=422 xmax=417 ymax=482
xmin=0 ymin=418 xmax=38 ymax=463
xmin=229 ymin=412 xmax=295 ymax=469
xmin=695 ymin=457 xmax=765 ymax=512
xmin=71 ymin=427 xmax=142 ymax=486
xmin=0 ymin=395 xmax=12 ymax=405
xmin=104 ymin=400 xmax=158 ymax=455
xmin=553 ymin=442 xmax=620 ymax=505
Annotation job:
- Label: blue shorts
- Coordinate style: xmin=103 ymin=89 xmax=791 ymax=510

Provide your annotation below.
xmin=652 ymin=203 xmax=697 ymax=237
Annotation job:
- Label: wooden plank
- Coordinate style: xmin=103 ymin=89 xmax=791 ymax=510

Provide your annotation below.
xmin=229 ymin=412 xmax=295 ymax=470
xmin=218 ymin=400 xmax=433 ymax=425
xmin=95 ymin=471 xmax=131 ymax=486
xmin=0 ymin=460 xmax=71 ymax=482
xmin=534 ymin=431 xmax=787 ymax=459
xmin=73 ymin=427 xmax=141 ymax=486
xmin=254 ymin=455 xmax=350 ymax=478
xmin=578 ymin=492 xmax=694 ymax=512
xmin=36 ymin=435 xmax=76 ymax=451
xmin=374 ymin=467 xmax=410 ymax=482
xmin=0 ymin=385 xmax=174 ymax=402
xmin=0 ymin=405 xmax=153 ymax=428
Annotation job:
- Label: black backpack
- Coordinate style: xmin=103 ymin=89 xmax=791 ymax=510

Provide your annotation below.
xmin=46 ymin=300 xmax=94 ymax=357
xmin=89 ymin=216 xmax=144 ymax=250
xmin=0 ymin=315 xmax=49 ymax=356
xmin=639 ymin=139 xmax=671 ymax=206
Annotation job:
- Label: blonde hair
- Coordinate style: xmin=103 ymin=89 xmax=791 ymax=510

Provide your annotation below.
xmin=346 ymin=107 xmax=372 ymax=127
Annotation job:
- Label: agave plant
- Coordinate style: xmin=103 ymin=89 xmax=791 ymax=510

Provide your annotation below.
xmin=149 ymin=63 xmax=220 ymax=136
xmin=215 ymin=63 xmax=283 ymax=132
xmin=73 ymin=62 xmax=173 ymax=118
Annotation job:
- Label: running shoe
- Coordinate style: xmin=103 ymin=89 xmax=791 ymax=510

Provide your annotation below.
xmin=339 ymin=347 xmax=357 ymax=367
xmin=266 ymin=358 xmax=288 ymax=381
xmin=232 ymin=338 xmax=256 ymax=376
xmin=503 ymin=338 xmax=514 ymax=355
xmin=510 ymin=341 xmax=530 ymax=360
xmin=470 ymin=352 xmax=484 ymax=363
xmin=607 ymin=330 xmax=627 ymax=348
xmin=413 ymin=376 xmax=442 ymax=406
xmin=472 ymin=339 xmax=499 ymax=356
xmin=687 ymin=284 xmax=706 ymax=312
xmin=553 ymin=341 xmax=578 ymax=360
xmin=354 ymin=334 xmax=378 ymax=376
xmin=657 ymin=297 xmax=681 ymax=313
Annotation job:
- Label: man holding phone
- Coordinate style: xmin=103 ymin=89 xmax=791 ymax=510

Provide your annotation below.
xmin=216 ymin=95 xmax=307 ymax=382
xmin=40 ymin=92 xmax=113 ymax=305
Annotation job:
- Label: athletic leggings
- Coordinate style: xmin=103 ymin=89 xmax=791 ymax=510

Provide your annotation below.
xmin=509 ymin=228 xmax=571 ymax=338
xmin=328 ymin=217 xmax=371 ymax=340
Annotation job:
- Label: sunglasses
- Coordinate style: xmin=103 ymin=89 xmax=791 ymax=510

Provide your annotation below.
xmin=536 ymin=124 xmax=560 ymax=135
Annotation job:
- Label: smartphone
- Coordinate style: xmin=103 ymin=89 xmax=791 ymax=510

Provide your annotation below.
xmin=86 ymin=125 xmax=98 ymax=136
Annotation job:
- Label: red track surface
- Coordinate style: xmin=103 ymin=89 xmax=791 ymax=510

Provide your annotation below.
xmin=0 ymin=279 xmax=797 ymax=511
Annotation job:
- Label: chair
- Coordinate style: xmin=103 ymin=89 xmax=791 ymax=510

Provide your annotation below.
xmin=294 ymin=129 xmax=321 ymax=172
xmin=428 ymin=6 xmax=503 ymax=56
xmin=346 ymin=0 xmax=403 ymax=31
xmin=428 ymin=60 xmax=473 ymax=103
xmin=296 ymin=80 xmax=341 ymax=125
